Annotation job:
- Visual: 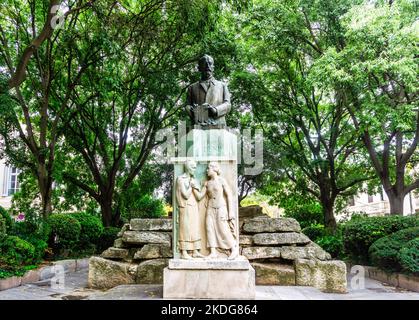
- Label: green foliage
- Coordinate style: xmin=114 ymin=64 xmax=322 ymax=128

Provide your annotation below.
xmin=96 ymin=227 xmax=120 ymax=252
xmin=369 ymin=227 xmax=419 ymax=272
xmin=12 ymin=220 xmax=50 ymax=262
xmin=122 ymin=194 xmax=165 ymax=221
xmin=317 ymin=234 xmax=345 ymax=259
xmin=0 ymin=206 xmax=13 ymax=233
xmin=343 ymin=215 xmax=419 ymax=264
xmin=302 ymin=224 xmax=327 ymax=241
xmin=398 ymin=238 xmax=419 ymax=274
xmin=47 ymin=214 xmax=81 ymax=250
xmin=71 ymin=212 xmax=104 ymax=247
xmin=0 ymin=235 xmax=35 ymax=266
xmin=0 ymin=216 xmax=6 ymax=239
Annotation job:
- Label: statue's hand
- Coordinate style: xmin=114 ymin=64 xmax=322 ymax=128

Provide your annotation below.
xmin=208 ymin=106 xmax=217 ymax=117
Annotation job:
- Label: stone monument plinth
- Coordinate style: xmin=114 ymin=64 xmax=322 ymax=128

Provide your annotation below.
xmin=163 ymin=257 xmax=255 ymax=299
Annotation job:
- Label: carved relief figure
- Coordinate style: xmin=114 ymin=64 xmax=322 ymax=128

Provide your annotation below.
xmin=176 ymin=160 xmax=206 ymax=259
xmin=199 ymin=162 xmax=239 ymax=260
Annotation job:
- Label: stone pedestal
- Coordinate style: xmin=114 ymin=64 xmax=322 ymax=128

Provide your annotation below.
xmin=163 ymin=256 xmax=255 ymax=299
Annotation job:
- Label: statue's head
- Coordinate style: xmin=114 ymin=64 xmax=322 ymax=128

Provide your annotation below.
xmin=207 ymin=161 xmax=220 ymax=178
xmin=198 ymin=54 xmax=214 ymax=80
xmin=184 ymin=159 xmax=197 ymax=176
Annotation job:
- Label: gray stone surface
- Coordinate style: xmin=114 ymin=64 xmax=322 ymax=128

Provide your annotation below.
xmin=113 ymin=238 xmax=126 ymax=248
xmin=101 ymin=247 xmax=129 ymax=260
xmin=88 ymin=256 xmax=137 ymax=289
xmin=295 ymin=259 xmax=347 ymax=293
xmin=130 ymin=218 xmax=172 ymax=231
xmin=163 ymin=264 xmax=256 ymax=299
xmin=76 ymin=258 xmax=90 ymax=271
xmin=242 ymin=247 xmax=282 ymax=260
xmin=133 ymin=244 xmax=172 ymax=260
xmin=117 ymin=223 xmax=130 ymax=237
xmin=53 ymin=260 xmax=76 ymax=273
xmin=0 ymin=267 xmax=418 ymax=300
xmin=168 ymin=256 xmax=250 ymax=270
xmin=243 ymin=217 xmax=301 ymax=233
xmin=122 ymin=231 xmax=171 ymax=245
xmin=21 ymin=270 xmax=40 ymax=285
xmin=305 ymin=242 xmax=332 ymax=260
xmin=253 ymin=232 xmax=310 ymax=245
xmin=281 ymin=245 xmax=331 ymax=261
xmin=239 ymin=235 xmax=254 ymax=246
xmin=251 ymin=263 xmax=295 ymax=286
xmin=136 ymin=259 xmax=168 ymax=284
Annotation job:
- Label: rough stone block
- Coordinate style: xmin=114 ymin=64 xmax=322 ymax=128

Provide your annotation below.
xmin=133 ymin=244 xmax=172 ymax=259
xmin=101 ymin=247 xmax=129 ymax=260
xmin=243 ymin=217 xmax=301 ymax=233
xmin=122 ymin=231 xmax=171 ymax=245
xmin=136 ymin=259 xmax=169 ymax=284
xmin=88 ymin=256 xmax=137 ymax=289
xmin=113 ymin=238 xmax=126 ymax=248
xmin=242 ymin=247 xmax=282 ymax=260
xmin=76 ymin=258 xmax=90 ymax=271
xmin=295 ymin=259 xmax=347 ymax=293
xmin=281 ymin=245 xmax=331 ymax=261
xmin=117 ymin=223 xmax=130 ymax=237
xmin=239 ymin=235 xmax=254 ymax=246
xmin=53 ymin=259 xmax=76 ymax=273
xmin=130 ymin=218 xmax=172 ymax=231
xmin=253 ymin=232 xmax=310 ymax=246
xmin=251 ymin=262 xmax=295 ymax=285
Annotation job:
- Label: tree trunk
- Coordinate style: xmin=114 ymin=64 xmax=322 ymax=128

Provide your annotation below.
xmin=320 ymin=192 xmax=337 ymax=232
xmin=100 ymin=198 xmax=113 ymax=227
xmin=37 ymin=165 xmax=53 ymax=218
xmin=387 ymin=191 xmax=405 ymax=215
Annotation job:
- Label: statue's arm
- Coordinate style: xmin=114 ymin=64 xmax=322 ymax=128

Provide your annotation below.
xmin=178 ymin=177 xmax=192 ymax=199
xmin=222 ymin=178 xmax=235 ymax=220
xmin=193 ymin=181 xmax=207 ymax=200
xmin=213 ymin=83 xmax=231 ymax=118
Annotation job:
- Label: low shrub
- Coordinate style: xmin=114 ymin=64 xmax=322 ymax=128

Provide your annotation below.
xmin=12 ymin=220 xmax=50 ymax=262
xmin=47 ymin=214 xmax=81 ymax=250
xmin=0 ymin=206 xmax=13 ymax=233
xmin=122 ymin=194 xmax=165 ymax=220
xmin=343 ymin=215 xmax=419 ymax=264
xmin=0 ymin=235 xmax=36 ymax=266
xmin=71 ymin=212 xmax=104 ymax=247
xmin=368 ymin=227 xmax=419 ymax=272
xmin=316 ymin=234 xmax=344 ymax=259
xmin=96 ymin=227 xmax=119 ymax=252
xmin=0 ymin=216 xmax=6 ymax=238
xmin=302 ymin=224 xmax=326 ymax=241
xmin=399 ymin=238 xmax=419 ymax=274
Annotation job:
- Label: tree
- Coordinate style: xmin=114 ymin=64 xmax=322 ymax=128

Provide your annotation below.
xmin=60 ymin=0 xmax=244 ymax=226
xmin=0 ymin=0 xmax=99 ymax=218
xmin=230 ymin=0 xmax=372 ymax=231
xmin=312 ymin=0 xmax=419 ymax=214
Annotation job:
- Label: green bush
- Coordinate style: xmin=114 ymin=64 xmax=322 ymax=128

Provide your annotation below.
xmin=12 ymin=220 xmax=50 ymax=262
xmin=316 ymin=234 xmax=344 ymax=259
xmin=302 ymin=224 xmax=326 ymax=241
xmin=0 ymin=235 xmax=36 ymax=265
xmin=343 ymin=215 xmax=419 ymax=264
xmin=96 ymin=227 xmax=119 ymax=252
xmin=399 ymin=238 xmax=419 ymax=274
xmin=71 ymin=212 xmax=104 ymax=247
xmin=122 ymin=194 xmax=165 ymax=220
xmin=0 ymin=206 xmax=13 ymax=233
xmin=369 ymin=227 xmax=419 ymax=272
xmin=0 ymin=216 xmax=6 ymax=239
xmin=47 ymin=214 xmax=81 ymax=250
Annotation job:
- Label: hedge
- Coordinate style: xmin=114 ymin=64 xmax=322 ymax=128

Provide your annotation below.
xmin=343 ymin=215 xmax=419 ymax=263
xmin=399 ymin=238 xmax=419 ymax=274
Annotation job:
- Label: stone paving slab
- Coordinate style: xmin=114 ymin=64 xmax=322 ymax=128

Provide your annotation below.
xmin=0 ymin=267 xmax=418 ymax=300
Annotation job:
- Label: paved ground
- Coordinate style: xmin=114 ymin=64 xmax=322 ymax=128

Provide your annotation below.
xmin=0 ymin=268 xmax=418 ymax=300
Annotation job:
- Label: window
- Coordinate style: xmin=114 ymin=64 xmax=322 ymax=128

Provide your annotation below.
xmin=368 ymin=195 xmax=374 ymax=203
xmin=348 ymin=196 xmax=355 ymax=207
xmin=8 ymin=167 xmax=20 ymax=195
xmin=2 ymin=167 xmax=20 ymax=196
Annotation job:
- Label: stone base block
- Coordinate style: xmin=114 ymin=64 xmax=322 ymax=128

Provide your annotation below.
xmin=163 ymin=257 xmax=255 ymax=299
